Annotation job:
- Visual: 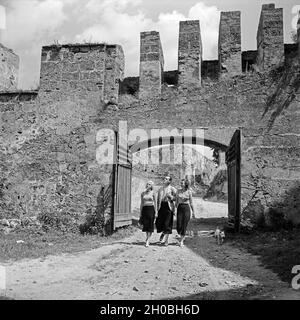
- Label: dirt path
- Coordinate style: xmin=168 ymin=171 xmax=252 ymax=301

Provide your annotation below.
xmin=2 ymin=219 xmax=298 ymax=300
xmin=193 ymin=198 xmax=227 ymax=219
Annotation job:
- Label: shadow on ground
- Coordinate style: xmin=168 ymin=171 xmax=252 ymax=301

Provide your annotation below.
xmin=182 ymin=217 xmax=300 ymax=298
xmin=165 ymin=285 xmax=265 ymax=300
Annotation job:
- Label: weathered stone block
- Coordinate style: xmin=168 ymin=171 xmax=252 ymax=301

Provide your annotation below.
xmin=218 ymin=11 xmax=241 ymax=77
xmin=79 ymin=60 xmax=95 ymax=71
xmin=256 ymin=4 xmax=284 ymax=71
xmin=139 ymin=31 xmax=164 ymax=100
xmin=40 ymin=44 xmax=124 ymax=104
xmin=178 ymin=20 xmax=202 ymax=89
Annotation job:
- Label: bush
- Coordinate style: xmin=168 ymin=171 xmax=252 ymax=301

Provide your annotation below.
xmin=242 ymin=200 xmax=265 ymax=227
xmin=79 ymin=210 xmax=105 ymax=235
xmin=37 ymin=211 xmax=77 ymax=232
xmin=264 ymin=208 xmax=290 ymax=231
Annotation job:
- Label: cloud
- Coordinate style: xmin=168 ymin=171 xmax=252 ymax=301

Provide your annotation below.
xmin=1 ymin=0 xmax=68 ymax=88
xmin=75 ymin=1 xmax=220 ymax=76
xmin=1 ymin=0 xmax=220 ymax=89
xmin=3 ymin=0 xmax=66 ymax=46
xmin=0 ymin=4 xmax=6 ymax=30
xmin=75 ymin=0 xmax=152 ymax=77
xmin=188 ymin=2 xmax=220 ymax=59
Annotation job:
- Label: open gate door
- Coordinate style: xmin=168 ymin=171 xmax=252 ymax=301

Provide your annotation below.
xmin=225 ymin=129 xmax=241 ymax=232
xmin=113 ymin=132 xmax=132 ymax=230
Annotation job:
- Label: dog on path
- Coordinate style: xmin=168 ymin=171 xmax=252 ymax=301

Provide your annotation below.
xmin=214 ymin=226 xmax=225 ymax=245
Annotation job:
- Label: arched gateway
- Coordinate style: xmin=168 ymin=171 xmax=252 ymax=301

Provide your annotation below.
xmin=112 ymin=129 xmax=241 ymax=231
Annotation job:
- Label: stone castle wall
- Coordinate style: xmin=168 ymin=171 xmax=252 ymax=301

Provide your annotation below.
xmin=0 ymin=3 xmax=299 ymax=231
xmin=0 ymin=44 xmax=19 ymax=91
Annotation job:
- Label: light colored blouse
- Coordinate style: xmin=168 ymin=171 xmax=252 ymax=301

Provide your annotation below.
xmin=177 ymin=188 xmax=192 ymax=205
xmin=141 ymin=190 xmax=155 ymax=207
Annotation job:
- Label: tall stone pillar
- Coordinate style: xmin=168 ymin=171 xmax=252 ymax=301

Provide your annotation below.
xmin=139 ymin=31 xmax=164 ymax=100
xmin=256 ymin=3 xmax=284 ymax=71
xmin=178 ymin=20 xmax=202 ymax=89
xmin=218 ymin=11 xmax=241 ymax=77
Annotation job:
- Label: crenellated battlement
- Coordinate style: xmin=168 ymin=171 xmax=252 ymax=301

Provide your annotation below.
xmin=0 ymin=3 xmax=299 ymax=99
xmin=137 ymin=3 xmax=299 ymax=98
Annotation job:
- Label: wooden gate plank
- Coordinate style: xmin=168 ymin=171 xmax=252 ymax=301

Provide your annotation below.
xmin=226 ymin=129 xmax=241 ymax=232
xmin=113 ymin=132 xmax=133 ymax=230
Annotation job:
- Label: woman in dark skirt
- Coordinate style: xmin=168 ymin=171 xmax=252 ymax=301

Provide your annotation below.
xmin=155 ymin=201 xmax=173 ymax=234
xmin=176 ymin=178 xmax=195 ymax=247
xmin=139 ymin=181 xmax=156 ymax=247
xmin=156 ymin=175 xmax=177 ymax=246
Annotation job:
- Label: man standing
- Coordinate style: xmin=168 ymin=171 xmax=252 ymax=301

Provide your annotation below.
xmin=155 ymin=175 xmax=177 ymax=246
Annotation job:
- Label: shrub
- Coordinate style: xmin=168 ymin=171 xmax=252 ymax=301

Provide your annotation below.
xmin=79 ymin=210 xmax=105 ymax=235
xmin=264 ymin=208 xmax=288 ymax=231
xmin=37 ymin=211 xmax=77 ymax=232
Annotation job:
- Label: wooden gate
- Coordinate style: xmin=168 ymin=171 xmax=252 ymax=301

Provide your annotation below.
xmin=112 ymin=132 xmax=132 ymax=230
xmin=225 ymin=129 xmax=241 ymax=232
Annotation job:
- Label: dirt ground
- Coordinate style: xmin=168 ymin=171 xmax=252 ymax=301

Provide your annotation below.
xmin=193 ymin=197 xmax=227 ymax=219
xmin=1 ymin=216 xmax=299 ymax=300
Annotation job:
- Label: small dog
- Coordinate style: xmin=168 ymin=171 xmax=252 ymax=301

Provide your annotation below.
xmin=214 ymin=226 xmax=225 ymax=245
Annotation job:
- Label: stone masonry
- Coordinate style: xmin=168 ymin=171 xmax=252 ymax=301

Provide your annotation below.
xmin=0 ymin=43 xmax=19 ymax=91
xmin=0 ymin=3 xmax=299 ymax=233
xmin=218 ymin=11 xmax=241 ymax=76
xmin=40 ymin=44 xmax=124 ymax=104
xmin=178 ymin=20 xmax=202 ymax=89
xmin=139 ymin=31 xmax=164 ymax=100
xmin=256 ymin=4 xmax=284 ymax=71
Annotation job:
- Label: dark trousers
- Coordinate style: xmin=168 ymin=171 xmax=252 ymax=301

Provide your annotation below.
xmin=176 ymin=203 xmax=191 ymax=236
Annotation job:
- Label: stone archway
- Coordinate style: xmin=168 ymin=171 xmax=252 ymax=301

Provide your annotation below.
xmin=113 ymin=127 xmax=240 ymax=229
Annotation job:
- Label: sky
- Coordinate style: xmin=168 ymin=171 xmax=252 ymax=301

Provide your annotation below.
xmin=0 ymin=0 xmax=299 ymax=89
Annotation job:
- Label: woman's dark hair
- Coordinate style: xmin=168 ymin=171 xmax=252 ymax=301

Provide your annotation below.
xmin=182 ymin=178 xmax=190 ymax=190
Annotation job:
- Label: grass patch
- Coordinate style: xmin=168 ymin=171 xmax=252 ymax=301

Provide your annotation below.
xmin=228 ymin=227 xmax=300 ymax=283
xmin=0 ymin=225 xmax=137 ymax=263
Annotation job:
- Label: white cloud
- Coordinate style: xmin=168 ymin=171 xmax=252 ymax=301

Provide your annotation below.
xmin=188 ymin=2 xmax=220 ymax=59
xmin=3 ymin=0 xmax=66 ymax=46
xmin=75 ymin=1 xmax=220 ymax=76
xmin=75 ymin=1 xmax=152 ymax=77
xmin=1 ymin=0 xmax=220 ymax=89
xmin=1 ymin=0 xmax=68 ymax=88
xmin=85 ymin=0 xmax=142 ymax=13
xmin=0 ymin=5 xmax=6 ymax=30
